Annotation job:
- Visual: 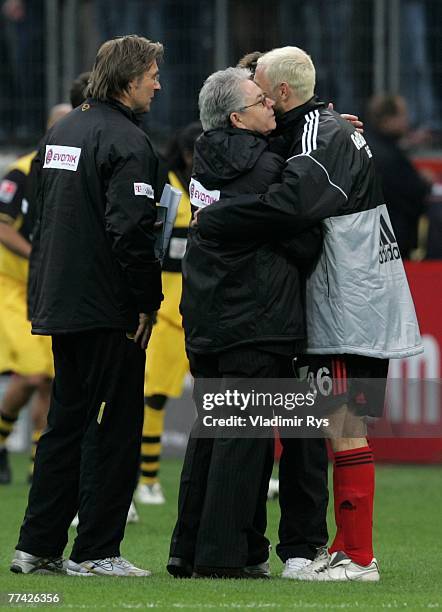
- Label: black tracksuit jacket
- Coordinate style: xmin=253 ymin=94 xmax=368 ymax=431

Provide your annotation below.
xmin=29 ymin=98 xmax=163 ymax=335
xmin=181 ymin=128 xmax=321 ymax=353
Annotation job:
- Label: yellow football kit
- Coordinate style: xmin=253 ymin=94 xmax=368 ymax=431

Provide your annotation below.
xmin=0 ymin=152 xmax=54 ymax=377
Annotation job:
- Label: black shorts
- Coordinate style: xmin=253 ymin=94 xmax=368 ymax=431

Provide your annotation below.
xmin=295 ymin=354 xmax=389 ymax=417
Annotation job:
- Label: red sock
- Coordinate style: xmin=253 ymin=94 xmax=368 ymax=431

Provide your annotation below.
xmin=331 ymin=445 xmax=375 ymax=566
xmin=328 ymin=463 xmax=345 ymax=554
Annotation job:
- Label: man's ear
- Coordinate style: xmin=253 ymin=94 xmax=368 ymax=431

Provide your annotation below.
xmin=280 ymin=82 xmax=290 ymax=101
xmin=128 ymin=75 xmax=140 ymax=93
xmin=229 ymin=111 xmax=242 ymax=128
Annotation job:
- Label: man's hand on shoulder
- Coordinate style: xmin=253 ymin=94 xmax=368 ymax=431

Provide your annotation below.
xmin=328 ymin=102 xmax=364 ymax=133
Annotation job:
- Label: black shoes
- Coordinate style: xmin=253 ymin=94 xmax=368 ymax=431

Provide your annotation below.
xmin=166 ymin=556 xmax=193 ymax=578
xmin=193 ymin=561 xmax=271 ymax=579
xmin=167 ymin=556 xmax=271 ymax=579
xmin=0 ymin=447 xmax=11 ymax=484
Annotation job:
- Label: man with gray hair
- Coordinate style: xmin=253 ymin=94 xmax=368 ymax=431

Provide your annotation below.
xmin=194 ymin=46 xmax=422 ymax=582
xmin=11 ymin=35 xmax=164 ymax=577
xmin=168 ymin=65 xmax=321 ymax=579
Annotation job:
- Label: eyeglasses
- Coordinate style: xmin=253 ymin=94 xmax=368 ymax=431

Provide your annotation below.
xmin=238 ymin=93 xmax=268 ymax=112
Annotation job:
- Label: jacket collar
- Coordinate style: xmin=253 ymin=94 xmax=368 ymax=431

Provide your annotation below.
xmin=274 ymin=96 xmax=325 ymax=136
xmin=96 ymin=97 xmax=142 ymax=126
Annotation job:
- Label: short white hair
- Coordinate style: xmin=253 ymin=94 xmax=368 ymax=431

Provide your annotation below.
xmin=199 ymin=67 xmax=251 ymax=131
xmin=257 ymin=46 xmax=315 ymax=104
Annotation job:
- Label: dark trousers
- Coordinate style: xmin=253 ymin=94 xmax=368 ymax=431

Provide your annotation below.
xmin=170 ymin=348 xmax=288 ymax=569
xmin=277 ymin=436 xmax=329 ymax=561
xmin=17 ymin=329 xmax=146 ymax=563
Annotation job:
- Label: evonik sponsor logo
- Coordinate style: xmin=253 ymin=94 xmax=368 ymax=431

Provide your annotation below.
xmin=43 ymin=145 xmax=81 ymax=171
xmin=379 ymin=214 xmax=401 ymax=264
xmin=189 ymin=177 xmax=220 ymax=209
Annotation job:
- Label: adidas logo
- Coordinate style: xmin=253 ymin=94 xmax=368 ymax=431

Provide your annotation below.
xmin=379 ymin=214 xmax=401 ymax=264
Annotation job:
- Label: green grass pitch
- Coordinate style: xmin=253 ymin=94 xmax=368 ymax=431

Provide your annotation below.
xmin=0 ymin=454 xmax=441 ymax=610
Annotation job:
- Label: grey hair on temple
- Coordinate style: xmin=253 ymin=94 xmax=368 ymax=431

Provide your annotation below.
xmin=198 ymin=67 xmax=252 ymax=131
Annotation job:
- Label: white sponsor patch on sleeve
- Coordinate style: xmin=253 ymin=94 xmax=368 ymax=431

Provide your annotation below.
xmin=0 ymin=180 xmax=18 ymax=204
xmin=43 ymin=145 xmax=81 ymax=171
xmin=189 ymin=177 xmax=220 ymax=208
xmin=134 ymin=182 xmax=155 ymax=198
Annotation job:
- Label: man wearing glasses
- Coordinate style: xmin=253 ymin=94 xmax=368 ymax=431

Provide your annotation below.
xmin=168 ymin=66 xmax=321 ymax=579
xmin=194 ymin=47 xmax=422 ymax=582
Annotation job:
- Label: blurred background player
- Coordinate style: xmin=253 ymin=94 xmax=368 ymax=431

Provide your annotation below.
xmin=69 ymin=71 xmax=91 ymax=110
xmin=237 ymin=51 xmax=263 ymax=77
xmin=366 ymin=94 xmax=432 ymax=260
xmin=0 ymin=103 xmax=71 ymax=484
xmin=136 ymin=121 xmax=201 ymax=505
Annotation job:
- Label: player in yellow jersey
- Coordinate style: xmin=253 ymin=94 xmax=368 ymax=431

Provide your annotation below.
xmin=0 ymin=105 xmax=71 ymax=484
xmin=136 ymin=122 xmax=201 ymax=505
